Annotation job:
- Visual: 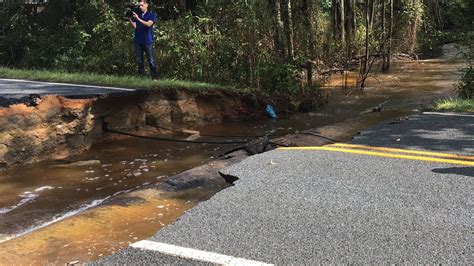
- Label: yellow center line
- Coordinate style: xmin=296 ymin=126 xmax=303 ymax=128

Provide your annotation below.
xmin=278 ymin=146 xmax=474 ymax=166
xmin=327 ymin=143 xmax=474 ymax=161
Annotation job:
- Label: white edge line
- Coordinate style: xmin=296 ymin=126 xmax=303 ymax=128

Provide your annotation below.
xmin=0 ymin=78 xmax=137 ymax=92
xmin=131 ymin=240 xmax=274 ymax=266
xmin=423 ymin=112 xmax=474 ymax=117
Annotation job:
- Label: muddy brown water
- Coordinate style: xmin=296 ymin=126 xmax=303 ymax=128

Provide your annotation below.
xmin=0 ymin=59 xmax=466 ymax=264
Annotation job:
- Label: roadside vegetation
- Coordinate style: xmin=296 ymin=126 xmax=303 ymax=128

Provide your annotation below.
xmin=433 ymin=25 xmax=473 ymax=113
xmin=433 ymin=63 xmax=473 ymax=113
xmin=0 ymin=1 xmax=473 ymax=94
xmin=434 ymin=98 xmax=474 ymax=113
xmin=0 ymin=67 xmax=234 ymax=92
xmin=433 ymin=65 xmax=474 ymax=113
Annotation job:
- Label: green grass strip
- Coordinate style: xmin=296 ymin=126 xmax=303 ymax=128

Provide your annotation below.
xmin=0 ymin=67 xmax=243 ymax=92
xmin=433 ymin=97 xmax=474 ymax=113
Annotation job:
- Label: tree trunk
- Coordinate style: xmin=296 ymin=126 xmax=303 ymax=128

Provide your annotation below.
xmin=368 ymin=0 xmax=377 ymax=33
xmin=359 ymin=0 xmax=370 ymax=89
xmin=332 ymin=0 xmax=345 ymax=45
xmin=344 ymin=0 xmax=355 ymax=89
xmin=364 ymin=0 xmax=370 ymax=75
xmin=344 ymin=0 xmax=357 ymax=55
xmin=272 ymin=0 xmax=285 ymax=59
xmin=304 ymin=0 xmax=317 ymax=59
xmin=282 ymin=0 xmax=295 ymax=61
xmin=435 ymin=0 xmax=443 ymax=30
xmin=303 ymin=0 xmax=318 ymax=84
xmin=384 ymin=0 xmax=393 ymax=72
xmin=381 ymin=0 xmax=388 ymax=71
xmin=339 ymin=0 xmax=345 ymax=45
xmin=332 ymin=0 xmax=338 ymax=40
xmin=408 ymin=0 xmax=419 ymax=54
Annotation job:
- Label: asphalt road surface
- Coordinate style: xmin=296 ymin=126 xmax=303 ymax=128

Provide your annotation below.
xmin=98 ymin=112 xmax=473 ymax=264
xmin=0 ymin=78 xmax=136 ymax=99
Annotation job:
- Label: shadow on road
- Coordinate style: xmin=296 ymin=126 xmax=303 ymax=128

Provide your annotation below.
xmin=432 ymin=167 xmax=474 ymax=177
xmin=351 ymin=114 xmax=474 ymax=155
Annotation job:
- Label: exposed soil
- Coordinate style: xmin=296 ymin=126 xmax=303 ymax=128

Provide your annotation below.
xmin=0 ymin=89 xmax=323 ymax=170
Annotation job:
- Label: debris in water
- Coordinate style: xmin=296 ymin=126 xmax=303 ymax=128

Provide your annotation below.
xmin=34 ymin=186 xmax=54 ymax=192
xmin=51 ymin=160 xmax=101 ymax=168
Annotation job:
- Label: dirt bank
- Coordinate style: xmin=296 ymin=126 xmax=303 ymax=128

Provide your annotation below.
xmin=0 ymin=89 xmax=322 ymax=170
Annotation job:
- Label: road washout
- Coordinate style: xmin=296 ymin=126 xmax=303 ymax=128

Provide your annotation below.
xmin=0 ymin=56 xmax=467 ymax=264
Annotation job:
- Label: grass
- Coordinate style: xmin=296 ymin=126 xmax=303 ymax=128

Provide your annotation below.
xmin=0 ymin=67 xmax=244 ymax=92
xmin=433 ymin=97 xmax=474 ymax=113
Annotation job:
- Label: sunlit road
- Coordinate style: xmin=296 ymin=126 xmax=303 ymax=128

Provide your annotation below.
xmin=0 ymin=78 xmax=137 ymax=99
xmin=99 ymin=112 xmax=473 ymax=264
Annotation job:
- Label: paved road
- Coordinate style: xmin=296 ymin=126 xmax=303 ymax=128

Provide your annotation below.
xmin=0 ymin=78 xmax=137 ymax=100
xmin=351 ymin=112 xmax=474 ymax=155
xmin=98 ymin=112 xmax=473 ymax=264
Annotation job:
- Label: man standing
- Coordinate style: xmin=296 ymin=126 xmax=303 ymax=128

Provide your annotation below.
xmin=129 ymin=0 xmax=158 ymax=79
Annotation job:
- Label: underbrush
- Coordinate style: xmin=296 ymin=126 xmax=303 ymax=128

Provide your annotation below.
xmin=433 ymin=98 xmax=474 ymax=113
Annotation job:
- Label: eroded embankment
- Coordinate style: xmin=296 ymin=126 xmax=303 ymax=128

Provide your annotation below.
xmin=0 ymin=89 xmax=321 ymax=170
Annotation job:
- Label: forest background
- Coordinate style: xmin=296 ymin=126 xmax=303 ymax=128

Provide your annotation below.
xmin=0 ymin=0 xmax=472 ymax=96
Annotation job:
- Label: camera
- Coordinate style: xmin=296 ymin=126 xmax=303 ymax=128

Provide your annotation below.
xmin=125 ymin=2 xmax=141 ymax=18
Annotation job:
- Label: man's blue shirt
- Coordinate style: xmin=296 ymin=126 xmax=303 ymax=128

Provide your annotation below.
xmin=133 ymin=11 xmax=157 ymax=45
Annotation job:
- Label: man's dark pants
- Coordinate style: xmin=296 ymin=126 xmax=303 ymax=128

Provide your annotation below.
xmin=134 ymin=43 xmax=158 ymax=78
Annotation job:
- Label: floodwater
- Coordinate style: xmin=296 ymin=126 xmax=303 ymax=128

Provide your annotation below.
xmin=0 ymin=59 xmax=466 ymax=264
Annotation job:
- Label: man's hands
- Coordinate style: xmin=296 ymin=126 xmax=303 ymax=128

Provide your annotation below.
xmin=132 ymin=12 xmax=154 ymax=27
xmin=129 ymin=17 xmax=137 ymax=29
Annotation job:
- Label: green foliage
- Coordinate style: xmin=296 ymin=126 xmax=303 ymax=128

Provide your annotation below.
xmin=256 ymin=61 xmax=298 ymax=94
xmin=0 ymin=0 xmax=472 ymax=94
xmin=156 ymin=14 xmax=237 ymax=83
xmin=439 ymin=0 xmax=474 ymax=31
xmin=419 ymin=0 xmax=473 ymax=57
xmin=0 ymin=66 xmax=233 ymax=91
xmin=434 ymin=97 xmax=474 ymax=113
xmin=457 ymin=66 xmax=474 ymax=99
xmin=3 ymin=0 xmax=137 ymax=74
xmin=418 ymin=30 xmax=466 ymax=58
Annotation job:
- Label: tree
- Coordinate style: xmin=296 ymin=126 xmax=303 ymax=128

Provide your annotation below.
xmin=271 ymin=0 xmax=285 ymax=59
xmin=303 ymin=0 xmax=317 ymax=60
xmin=408 ymin=0 xmax=420 ymax=54
xmin=282 ymin=0 xmax=295 ymax=61
xmin=382 ymin=0 xmax=393 ymax=72
xmin=358 ymin=0 xmax=370 ymax=89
